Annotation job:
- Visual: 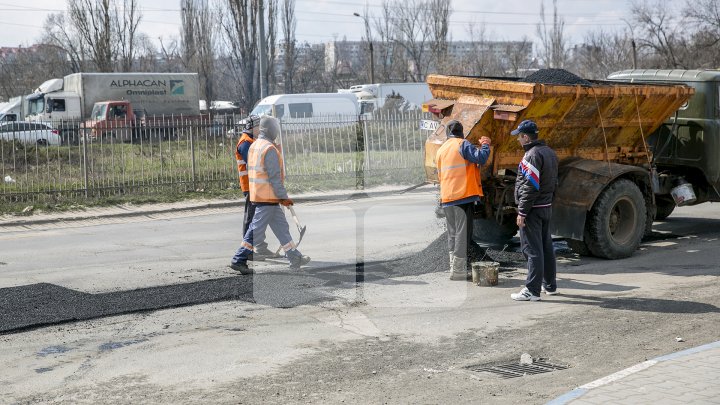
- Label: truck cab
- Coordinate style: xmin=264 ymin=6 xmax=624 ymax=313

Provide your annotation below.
xmin=85 ymin=101 xmax=138 ymax=142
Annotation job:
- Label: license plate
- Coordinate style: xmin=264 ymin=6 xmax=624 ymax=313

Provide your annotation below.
xmin=420 ymin=119 xmax=439 ymax=131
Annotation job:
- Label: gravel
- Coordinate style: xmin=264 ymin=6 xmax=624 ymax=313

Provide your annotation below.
xmin=522 ymin=68 xmax=593 ymax=86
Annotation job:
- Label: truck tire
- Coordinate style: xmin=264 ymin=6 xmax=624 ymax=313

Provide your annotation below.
xmin=566 ymin=239 xmax=592 ymax=256
xmin=585 ymin=179 xmax=646 ymax=259
xmin=654 ymin=195 xmax=676 ymax=220
xmin=472 ymin=218 xmax=519 ymax=244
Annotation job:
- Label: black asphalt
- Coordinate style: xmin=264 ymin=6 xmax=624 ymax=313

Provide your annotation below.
xmin=0 ymin=231 xmax=532 ymax=335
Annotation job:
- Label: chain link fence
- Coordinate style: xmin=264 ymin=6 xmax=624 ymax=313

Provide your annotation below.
xmin=0 ymin=110 xmax=431 ymax=206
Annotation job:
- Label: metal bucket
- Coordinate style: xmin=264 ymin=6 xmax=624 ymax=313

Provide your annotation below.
xmin=670 ymin=182 xmax=696 ymax=206
xmin=471 ymin=261 xmax=499 ymax=286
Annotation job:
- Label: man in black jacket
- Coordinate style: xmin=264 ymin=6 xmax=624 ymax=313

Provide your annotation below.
xmin=510 ymin=120 xmax=559 ymax=301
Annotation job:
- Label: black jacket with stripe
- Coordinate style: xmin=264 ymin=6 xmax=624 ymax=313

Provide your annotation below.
xmin=514 ymin=140 xmax=558 ymax=217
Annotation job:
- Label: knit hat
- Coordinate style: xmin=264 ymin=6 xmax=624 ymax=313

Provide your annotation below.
xmin=259 ymin=116 xmax=280 ymax=141
xmin=446 ymin=120 xmax=464 ymax=137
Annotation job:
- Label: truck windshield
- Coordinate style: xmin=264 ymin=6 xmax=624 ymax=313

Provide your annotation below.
xmin=29 ymin=98 xmax=44 ymax=115
xmin=90 ymin=104 xmax=107 ymax=120
xmin=250 ymin=104 xmax=273 ymax=117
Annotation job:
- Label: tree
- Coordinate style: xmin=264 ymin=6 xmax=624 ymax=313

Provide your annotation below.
xmin=114 ymin=0 xmax=141 ymax=71
xmin=683 ymin=0 xmax=720 ymax=68
xmin=280 ymin=0 xmax=297 ymax=93
xmin=220 ymin=0 xmax=259 ymax=112
xmin=428 ymin=0 xmax=451 ymax=74
xmin=630 ymin=0 xmax=690 ymax=69
xmin=181 ymin=0 xmax=217 ymax=113
xmin=387 ymin=0 xmax=433 ymax=81
xmin=373 ymin=2 xmax=405 ymax=82
xmin=68 ymin=0 xmax=113 ymax=72
xmin=536 ymin=0 xmax=568 ymax=68
xmin=42 ymin=0 xmax=143 ymax=72
xmin=571 ymin=31 xmax=634 ymax=79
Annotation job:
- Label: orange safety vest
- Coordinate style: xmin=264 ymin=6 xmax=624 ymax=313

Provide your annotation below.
xmin=436 ymin=137 xmax=483 ymax=204
xmin=235 ymin=132 xmax=254 ymax=192
xmin=248 ymin=138 xmax=285 ymax=203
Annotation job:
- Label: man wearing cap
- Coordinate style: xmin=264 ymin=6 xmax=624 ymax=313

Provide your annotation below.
xmin=510 ymin=119 xmax=559 ymax=301
xmin=435 ymin=120 xmax=491 ymax=280
xmin=235 ymin=115 xmax=276 ymax=260
xmin=230 ymin=116 xmax=310 ymax=274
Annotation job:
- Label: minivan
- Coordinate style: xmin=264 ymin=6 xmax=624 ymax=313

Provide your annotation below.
xmin=249 ymin=93 xmax=359 ymax=128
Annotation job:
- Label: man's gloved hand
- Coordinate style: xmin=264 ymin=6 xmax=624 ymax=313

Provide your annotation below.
xmin=280 ymin=198 xmax=294 ymax=206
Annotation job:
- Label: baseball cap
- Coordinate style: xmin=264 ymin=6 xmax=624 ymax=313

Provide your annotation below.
xmin=241 ymin=114 xmax=261 ymax=130
xmin=511 ymin=119 xmax=538 ymax=136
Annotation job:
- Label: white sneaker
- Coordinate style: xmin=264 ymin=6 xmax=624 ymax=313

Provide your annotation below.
xmin=511 ymin=287 xmax=541 ymax=301
xmin=541 ymin=285 xmax=558 ymax=295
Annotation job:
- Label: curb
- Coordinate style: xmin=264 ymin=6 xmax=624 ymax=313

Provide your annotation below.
xmin=0 ymin=184 xmax=433 ymax=227
xmin=547 ymin=340 xmax=720 ymax=404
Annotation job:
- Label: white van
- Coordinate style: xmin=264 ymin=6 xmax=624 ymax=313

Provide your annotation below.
xmin=249 ymin=93 xmax=359 ymax=127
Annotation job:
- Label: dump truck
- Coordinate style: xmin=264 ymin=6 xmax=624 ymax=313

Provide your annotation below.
xmin=421 ymin=69 xmax=720 ymax=259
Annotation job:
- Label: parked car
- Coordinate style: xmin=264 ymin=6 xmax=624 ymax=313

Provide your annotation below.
xmin=0 ymin=121 xmax=62 ymax=145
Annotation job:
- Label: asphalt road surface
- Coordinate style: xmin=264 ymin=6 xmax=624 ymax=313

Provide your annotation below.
xmin=1 ymin=191 xmax=719 ymax=404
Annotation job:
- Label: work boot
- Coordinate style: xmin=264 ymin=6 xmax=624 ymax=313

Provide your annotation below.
xmin=253 ymin=242 xmax=276 ymax=261
xmin=450 ymin=256 xmax=467 ymax=281
xmin=287 ymin=249 xmax=311 ymax=269
xmin=229 ymin=261 xmax=254 ymax=275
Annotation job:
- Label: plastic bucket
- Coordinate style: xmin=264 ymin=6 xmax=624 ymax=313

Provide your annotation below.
xmin=670 ymin=182 xmax=696 ymax=206
xmin=471 ymin=261 xmax=499 ymax=286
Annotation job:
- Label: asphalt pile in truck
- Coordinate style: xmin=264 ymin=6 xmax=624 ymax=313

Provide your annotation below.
xmin=522 ymin=68 xmax=593 ymax=86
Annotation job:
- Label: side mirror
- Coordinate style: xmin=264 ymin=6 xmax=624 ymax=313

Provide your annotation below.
xmin=46 ymin=103 xmax=52 ymax=113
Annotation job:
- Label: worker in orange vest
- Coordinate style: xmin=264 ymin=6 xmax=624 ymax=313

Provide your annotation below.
xmin=230 ymin=116 xmax=310 ymax=274
xmin=235 ymin=115 xmax=277 ymax=260
xmin=435 ymin=120 xmax=491 ymax=280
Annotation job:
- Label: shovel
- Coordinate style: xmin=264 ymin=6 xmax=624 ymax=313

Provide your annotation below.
xmin=274 ymin=205 xmax=307 ymax=256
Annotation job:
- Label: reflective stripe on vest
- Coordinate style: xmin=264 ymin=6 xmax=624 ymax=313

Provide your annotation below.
xmin=235 ymin=133 xmax=254 ymax=192
xmin=436 ymin=137 xmax=483 ymax=204
xmin=248 ymin=138 xmax=285 ymax=203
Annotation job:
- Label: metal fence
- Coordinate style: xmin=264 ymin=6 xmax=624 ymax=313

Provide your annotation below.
xmin=0 ymin=110 xmax=431 ymax=205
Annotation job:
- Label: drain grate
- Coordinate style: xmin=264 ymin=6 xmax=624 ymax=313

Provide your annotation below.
xmin=468 ymin=359 xmax=569 ymax=379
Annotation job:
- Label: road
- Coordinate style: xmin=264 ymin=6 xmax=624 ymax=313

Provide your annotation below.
xmin=0 ymin=191 xmax=719 ymax=404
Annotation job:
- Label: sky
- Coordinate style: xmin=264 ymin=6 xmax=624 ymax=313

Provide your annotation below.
xmin=0 ymin=0 xmax=664 ymax=49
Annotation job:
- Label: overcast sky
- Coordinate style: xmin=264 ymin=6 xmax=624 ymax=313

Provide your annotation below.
xmin=0 ymin=0 xmax=668 ymax=49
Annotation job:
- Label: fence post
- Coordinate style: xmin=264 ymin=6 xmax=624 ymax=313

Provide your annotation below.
xmin=190 ymin=116 xmax=196 ymax=190
xmin=81 ymin=126 xmax=89 ymax=198
xmin=355 ymin=116 xmax=365 ymax=190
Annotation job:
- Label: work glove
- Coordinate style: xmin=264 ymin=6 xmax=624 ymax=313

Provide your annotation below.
xmin=280 ymin=198 xmax=294 ymax=207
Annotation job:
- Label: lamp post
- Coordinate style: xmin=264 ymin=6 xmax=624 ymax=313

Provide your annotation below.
xmin=353 ymin=12 xmax=375 ymax=84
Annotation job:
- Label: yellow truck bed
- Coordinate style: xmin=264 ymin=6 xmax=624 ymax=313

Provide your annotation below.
xmin=423 ymin=74 xmax=695 ymax=182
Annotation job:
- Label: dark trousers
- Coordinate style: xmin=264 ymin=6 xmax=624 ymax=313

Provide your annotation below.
xmin=519 ymin=206 xmax=557 ymax=296
xmin=242 ymin=192 xmax=256 ymax=236
xmin=443 ymin=203 xmax=474 ymax=260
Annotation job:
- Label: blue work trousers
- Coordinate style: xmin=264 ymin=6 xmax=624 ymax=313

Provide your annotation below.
xmin=232 ymin=204 xmax=299 ymax=264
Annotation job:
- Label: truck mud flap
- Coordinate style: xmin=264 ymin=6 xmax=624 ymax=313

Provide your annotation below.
xmin=552 ymin=159 xmax=649 ymax=240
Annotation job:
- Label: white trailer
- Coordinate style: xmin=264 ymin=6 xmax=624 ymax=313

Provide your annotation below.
xmin=343 ymin=83 xmax=432 ymax=115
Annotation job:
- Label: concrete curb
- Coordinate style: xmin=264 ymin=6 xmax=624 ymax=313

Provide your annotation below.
xmin=546 ymin=340 xmax=720 ymax=404
xmin=0 ymin=184 xmax=433 ymax=227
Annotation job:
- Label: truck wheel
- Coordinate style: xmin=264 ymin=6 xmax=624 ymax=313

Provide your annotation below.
xmin=654 ymin=195 xmax=676 ymax=220
xmin=472 ymin=218 xmax=519 ymax=244
xmin=566 ymin=239 xmax=592 ymax=256
xmin=585 ymin=179 xmax=646 ymax=259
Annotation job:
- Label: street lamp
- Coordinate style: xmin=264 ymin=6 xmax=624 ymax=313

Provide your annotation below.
xmin=353 ymin=12 xmax=375 ymax=84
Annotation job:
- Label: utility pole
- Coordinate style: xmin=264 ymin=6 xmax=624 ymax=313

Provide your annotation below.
xmin=258 ymin=0 xmax=268 ymax=97
xmin=353 ymin=12 xmax=374 ymax=84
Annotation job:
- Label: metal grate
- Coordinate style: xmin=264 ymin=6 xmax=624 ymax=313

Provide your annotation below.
xmin=468 ymin=360 xmax=569 ymax=379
